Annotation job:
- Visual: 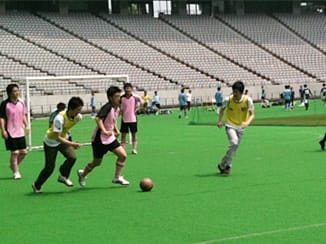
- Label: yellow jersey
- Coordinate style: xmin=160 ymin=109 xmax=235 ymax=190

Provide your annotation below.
xmin=225 ymin=95 xmax=250 ymax=126
xmin=47 ymin=110 xmax=81 ymax=140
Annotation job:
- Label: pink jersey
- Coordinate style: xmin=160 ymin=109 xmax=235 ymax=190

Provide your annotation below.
xmin=0 ymin=98 xmax=26 ymax=138
xmin=120 ymin=94 xmax=142 ymax=123
xmin=92 ymin=103 xmax=120 ymax=145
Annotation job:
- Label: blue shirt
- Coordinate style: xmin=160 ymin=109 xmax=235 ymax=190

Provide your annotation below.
xmin=215 ymin=91 xmax=223 ymax=104
xmin=179 ymin=93 xmax=186 ymax=106
xmin=153 ymin=95 xmax=160 ymax=105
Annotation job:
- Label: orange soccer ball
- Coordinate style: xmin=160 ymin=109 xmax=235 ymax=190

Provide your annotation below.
xmin=139 ymin=178 xmax=154 ymax=192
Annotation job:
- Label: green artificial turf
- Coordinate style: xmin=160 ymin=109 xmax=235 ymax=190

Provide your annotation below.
xmin=1 ymin=102 xmax=326 ymax=243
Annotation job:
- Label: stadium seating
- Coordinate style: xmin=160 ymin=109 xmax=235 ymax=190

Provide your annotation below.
xmin=218 ymin=14 xmax=325 ymax=83
xmin=0 ymin=12 xmax=324 ymax=98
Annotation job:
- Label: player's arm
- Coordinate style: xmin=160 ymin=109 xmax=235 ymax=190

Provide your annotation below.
xmin=52 ymin=132 xmax=80 ymax=149
xmin=135 ymin=96 xmax=143 ymax=114
xmin=217 ymin=98 xmax=228 ymax=128
xmin=113 ymin=124 xmax=120 ymax=138
xmin=95 ymin=117 xmax=112 ymax=136
xmin=52 ymin=115 xmax=80 ymax=149
xmin=0 ymin=117 xmax=8 ymax=139
xmin=217 ymin=108 xmax=225 ymax=128
xmin=23 ymin=115 xmax=30 ymax=134
xmin=0 ymin=102 xmax=8 ymax=139
xmin=242 ymin=98 xmax=255 ymax=128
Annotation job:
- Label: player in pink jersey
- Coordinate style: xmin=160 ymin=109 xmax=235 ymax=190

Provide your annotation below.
xmin=0 ymin=84 xmax=30 ymax=180
xmin=77 ymin=86 xmax=129 ymax=187
xmin=120 ymin=83 xmax=143 ymax=154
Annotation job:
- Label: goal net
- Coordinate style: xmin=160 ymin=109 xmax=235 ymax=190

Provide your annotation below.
xmin=21 ymin=74 xmax=129 ymax=150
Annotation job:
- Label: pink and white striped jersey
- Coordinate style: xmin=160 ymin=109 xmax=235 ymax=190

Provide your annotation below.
xmin=0 ymin=98 xmax=27 ymax=138
xmin=120 ymin=94 xmax=143 ymax=123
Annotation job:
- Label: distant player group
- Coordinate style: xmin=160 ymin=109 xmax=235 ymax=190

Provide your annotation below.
xmin=2 ymin=80 xmax=324 ymax=193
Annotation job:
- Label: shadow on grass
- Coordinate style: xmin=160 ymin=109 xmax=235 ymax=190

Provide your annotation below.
xmin=0 ymin=176 xmax=14 ymax=181
xmin=194 ymin=173 xmax=230 ymax=178
xmin=25 ymin=185 xmax=128 ymax=196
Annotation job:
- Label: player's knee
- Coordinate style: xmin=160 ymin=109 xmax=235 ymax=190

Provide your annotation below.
xmin=230 ymin=139 xmax=239 ymax=147
xmin=11 ymin=150 xmax=19 ymax=156
xmin=118 ymin=153 xmax=127 ymax=162
xmin=68 ymin=156 xmax=77 ymax=164
xmin=19 ymin=149 xmax=28 ymax=155
xmin=116 ymin=161 xmax=125 ymax=168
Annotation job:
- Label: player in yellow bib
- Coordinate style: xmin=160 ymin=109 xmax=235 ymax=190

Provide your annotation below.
xmin=217 ymin=81 xmax=255 ymax=175
xmin=32 ymin=97 xmax=84 ymax=193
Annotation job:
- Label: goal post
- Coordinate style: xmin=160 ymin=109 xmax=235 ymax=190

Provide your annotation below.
xmin=22 ymin=74 xmax=129 ymax=150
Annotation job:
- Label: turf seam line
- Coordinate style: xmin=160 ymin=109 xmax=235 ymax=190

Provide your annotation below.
xmin=195 ymin=222 xmax=326 ymax=243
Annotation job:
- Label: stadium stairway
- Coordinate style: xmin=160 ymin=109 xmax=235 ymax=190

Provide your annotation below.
xmin=159 ymin=15 xmax=274 ymax=85
xmin=215 ymin=15 xmax=322 ymax=83
xmin=95 ymin=14 xmax=226 ymax=85
xmin=34 ymin=12 xmax=181 ymax=90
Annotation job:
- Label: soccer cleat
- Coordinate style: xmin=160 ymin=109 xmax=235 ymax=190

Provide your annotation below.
xmin=217 ymin=163 xmax=231 ymax=175
xmin=319 ymin=140 xmax=325 ymax=150
xmin=13 ymin=172 xmax=22 ymax=180
xmin=77 ymin=169 xmax=87 ymax=187
xmin=57 ymin=174 xmax=74 ymax=187
xmin=131 ymin=149 xmax=138 ymax=155
xmin=32 ymin=183 xmax=42 ymax=193
xmin=112 ymin=176 xmax=130 ymax=185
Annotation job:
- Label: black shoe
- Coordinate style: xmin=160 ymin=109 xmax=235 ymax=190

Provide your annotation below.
xmin=319 ymin=140 xmax=325 ymax=150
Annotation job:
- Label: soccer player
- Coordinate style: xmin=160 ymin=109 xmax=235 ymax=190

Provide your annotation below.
xmin=141 ymin=90 xmax=150 ymax=114
xmin=215 ymin=87 xmax=223 ymax=113
xmin=283 ymin=85 xmax=292 ymax=110
xmin=77 ymin=86 xmax=129 ymax=187
xmin=0 ymin=84 xmax=30 ymax=180
xmin=320 ymin=83 xmax=326 ymax=105
xmin=216 ymin=80 xmax=255 ymax=175
xmin=32 ymin=97 xmax=84 ymax=193
xmin=120 ymin=83 xmax=143 ymax=154
xmin=153 ymin=91 xmax=161 ymax=115
xmin=90 ymin=91 xmax=96 ymax=118
xmin=303 ymin=84 xmax=313 ymax=111
xmin=186 ymin=90 xmax=192 ymax=111
xmin=178 ymin=88 xmax=187 ymax=118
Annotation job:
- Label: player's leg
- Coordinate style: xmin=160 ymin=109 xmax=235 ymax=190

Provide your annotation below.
xmin=77 ymin=142 xmax=106 ymax=187
xmin=130 ymin=123 xmax=138 ymax=154
xmin=219 ymin=127 xmax=243 ymax=172
xmin=10 ymin=150 xmax=20 ymax=179
xmin=57 ymin=144 xmax=76 ymax=186
xmin=120 ymin=121 xmax=128 ymax=149
xmin=17 ymin=149 xmax=27 ymax=165
xmin=112 ymin=145 xmax=129 ymax=185
xmin=17 ymin=137 xmax=28 ymax=166
xmin=33 ymin=143 xmax=58 ymax=191
xmin=319 ymin=133 xmax=326 ymax=150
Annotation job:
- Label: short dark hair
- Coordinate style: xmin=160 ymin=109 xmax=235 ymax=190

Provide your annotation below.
xmin=6 ymin=83 xmax=19 ymax=97
xmin=67 ymin=97 xmax=84 ymax=110
xmin=56 ymin=102 xmax=66 ymax=111
xmin=107 ymin=86 xmax=122 ymax=100
xmin=123 ymin=83 xmax=133 ymax=89
xmin=232 ymin=80 xmax=245 ymax=93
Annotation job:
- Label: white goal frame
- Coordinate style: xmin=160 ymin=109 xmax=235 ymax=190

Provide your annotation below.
xmin=22 ymin=74 xmax=129 ymax=150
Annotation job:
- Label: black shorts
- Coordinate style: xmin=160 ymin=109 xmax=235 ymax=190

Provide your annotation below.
xmin=120 ymin=121 xmax=138 ymax=133
xmin=155 ymin=104 xmax=161 ymax=109
xmin=180 ymin=105 xmax=186 ymax=110
xmin=92 ymin=139 xmax=121 ymax=159
xmin=5 ymin=136 xmax=27 ymax=151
